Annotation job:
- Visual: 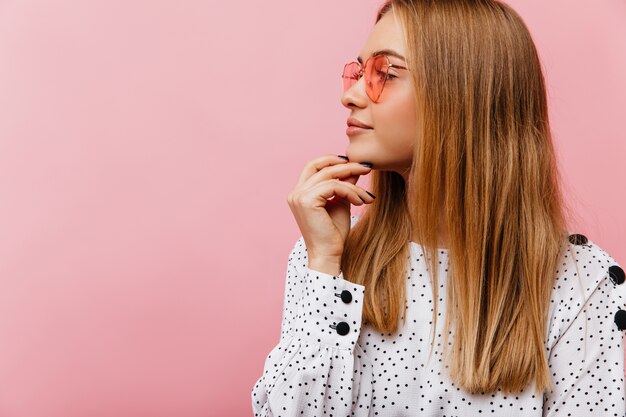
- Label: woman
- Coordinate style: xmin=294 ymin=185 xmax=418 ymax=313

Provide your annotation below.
xmin=251 ymin=0 xmax=626 ymax=415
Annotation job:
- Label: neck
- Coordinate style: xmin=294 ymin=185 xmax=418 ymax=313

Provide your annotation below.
xmin=404 ymin=171 xmax=448 ymax=250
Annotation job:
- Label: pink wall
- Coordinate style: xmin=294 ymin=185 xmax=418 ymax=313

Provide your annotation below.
xmin=0 ymin=0 xmax=624 ymax=416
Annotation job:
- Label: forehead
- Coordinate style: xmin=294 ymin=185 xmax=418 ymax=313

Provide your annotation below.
xmin=358 ymin=10 xmax=406 ymax=61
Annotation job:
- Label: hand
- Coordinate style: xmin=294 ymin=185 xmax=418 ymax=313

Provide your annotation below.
xmin=287 ymin=154 xmax=375 ymax=264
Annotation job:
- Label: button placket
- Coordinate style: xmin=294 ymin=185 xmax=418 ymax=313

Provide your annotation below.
xmin=329 ymin=321 xmax=350 ymax=335
xmin=609 ymin=265 xmax=625 ymax=285
xmin=614 ymin=309 xmax=626 ymax=330
xmin=568 ymin=233 xmax=588 ymax=246
xmin=335 ymin=289 xmax=353 ymax=303
xmin=295 ymin=267 xmax=365 ymax=350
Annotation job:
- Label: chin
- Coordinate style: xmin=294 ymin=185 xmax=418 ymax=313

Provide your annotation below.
xmin=346 ymin=143 xmax=372 ymax=157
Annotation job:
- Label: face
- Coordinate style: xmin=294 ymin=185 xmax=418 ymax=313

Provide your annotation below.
xmin=341 ymin=10 xmax=417 ymax=180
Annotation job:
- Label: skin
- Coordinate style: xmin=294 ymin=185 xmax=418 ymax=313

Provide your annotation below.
xmin=340 ymin=10 xmax=416 ymax=181
xmin=340 ymin=10 xmax=449 ymax=249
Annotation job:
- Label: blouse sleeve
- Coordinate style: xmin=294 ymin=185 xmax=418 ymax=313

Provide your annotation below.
xmin=542 ymin=257 xmax=626 ymax=416
xmin=251 ymin=236 xmax=374 ymax=417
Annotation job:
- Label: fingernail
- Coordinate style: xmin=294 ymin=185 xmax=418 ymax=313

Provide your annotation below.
xmin=337 ymin=155 xmax=349 ymax=160
xmin=366 ymin=191 xmax=376 ymax=199
xmin=359 ymin=162 xmax=373 ymax=168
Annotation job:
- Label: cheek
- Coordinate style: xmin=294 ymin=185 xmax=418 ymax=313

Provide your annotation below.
xmin=376 ymin=90 xmax=417 ymax=150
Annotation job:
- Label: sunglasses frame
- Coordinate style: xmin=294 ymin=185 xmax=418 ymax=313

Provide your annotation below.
xmin=342 ymin=54 xmax=407 ymax=102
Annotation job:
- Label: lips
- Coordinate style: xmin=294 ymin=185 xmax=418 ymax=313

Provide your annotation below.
xmin=346 ymin=125 xmax=372 ymax=136
xmin=347 ymin=117 xmax=372 ymax=129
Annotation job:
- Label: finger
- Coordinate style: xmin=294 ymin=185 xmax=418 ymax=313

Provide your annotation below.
xmin=340 ymin=174 xmax=359 ymax=185
xmin=302 ymin=161 xmax=371 ymax=191
xmin=310 ymin=179 xmax=375 ymax=207
xmin=295 ymin=154 xmax=351 ymax=189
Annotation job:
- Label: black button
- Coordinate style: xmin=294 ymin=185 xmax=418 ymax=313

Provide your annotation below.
xmin=615 ymin=310 xmax=626 ymax=330
xmin=340 ymin=290 xmax=352 ymax=303
xmin=336 ymin=322 xmax=350 ymax=335
xmin=609 ymin=265 xmax=625 ymax=285
xmin=568 ymin=234 xmax=588 ymax=245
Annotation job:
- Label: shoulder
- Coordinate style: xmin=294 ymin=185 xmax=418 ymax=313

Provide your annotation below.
xmin=546 ymin=232 xmax=626 ymax=345
xmin=553 ymin=232 xmax=624 ymax=304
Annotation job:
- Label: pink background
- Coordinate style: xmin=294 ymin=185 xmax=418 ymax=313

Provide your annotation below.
xmin=0 ymin=0 xmax=624 ymax=416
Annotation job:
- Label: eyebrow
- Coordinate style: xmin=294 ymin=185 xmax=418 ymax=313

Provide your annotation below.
xmin=357 ymin=49 xmax=408 ymax=69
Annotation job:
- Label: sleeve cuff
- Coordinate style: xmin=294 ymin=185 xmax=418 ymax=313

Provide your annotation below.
xmin=293 ymin=266 xmax=366 ymax=351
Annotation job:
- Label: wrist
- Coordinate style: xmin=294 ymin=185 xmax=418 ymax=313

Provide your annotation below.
xmin=308 ymin=257 xmax=342 ymax=277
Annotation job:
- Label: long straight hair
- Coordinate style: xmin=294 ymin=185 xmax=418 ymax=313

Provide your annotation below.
xmin=341 ymin=0 xmax=583 ymax=394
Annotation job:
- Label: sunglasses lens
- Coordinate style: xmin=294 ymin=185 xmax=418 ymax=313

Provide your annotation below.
xmin=365 ymin=55 xmax=389 ymax=102
xmin=342 ymin=62 xmax=360 ymax=92
xmin=342 ymin=55 xmax=389 ymax=102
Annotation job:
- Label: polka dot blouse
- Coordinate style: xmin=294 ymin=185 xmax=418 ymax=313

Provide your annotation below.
xmin=251 ymin=215 xmax=626 ymax=416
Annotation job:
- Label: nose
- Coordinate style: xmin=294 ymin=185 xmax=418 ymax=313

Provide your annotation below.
xmin=340 ymin=75 xmax=369 ymax=109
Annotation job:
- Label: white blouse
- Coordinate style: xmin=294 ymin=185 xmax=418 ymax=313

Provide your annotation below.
xmin=251 ymin=215 xmax=626 ymax=416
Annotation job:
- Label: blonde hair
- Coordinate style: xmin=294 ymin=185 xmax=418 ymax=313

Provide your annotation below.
xmin=341 ymin=0 xmax=582 ymax=394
